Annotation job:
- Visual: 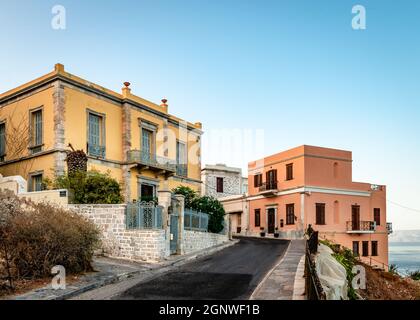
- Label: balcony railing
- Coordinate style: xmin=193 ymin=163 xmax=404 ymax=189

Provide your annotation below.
xmin=176 ymin=164 xmax=188 ymax=177
xmin=127 ymin=150 xmax=176 ymax=173
xmin=386 ymin=222 xmax=393 ymax=234
xmin=88 ymin=144 xmax=106 ymax=158
xmin=259 ymin=181 xmax=278 ymax=192
xmin=346 ymin=220 xmax=376 ymax=233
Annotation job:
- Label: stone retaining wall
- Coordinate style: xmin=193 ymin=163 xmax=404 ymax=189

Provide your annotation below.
xmin=68 ymin=204 xmax=169 ymax=262
xmin=183 ymin=230 xmax=229 ymax=254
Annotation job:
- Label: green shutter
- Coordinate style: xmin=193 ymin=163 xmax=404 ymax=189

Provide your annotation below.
xmin=0 ymin=123 xmax=5 ymax=156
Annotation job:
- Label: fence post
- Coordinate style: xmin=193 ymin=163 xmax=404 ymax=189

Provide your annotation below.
xmin=158 ymin=189 xmax=172 ymax=256
xmin=174 ymin=194 xmax=185 ymax=255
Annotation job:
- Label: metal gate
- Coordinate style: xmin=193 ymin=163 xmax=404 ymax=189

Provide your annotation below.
xmin=170 ymin=213 xmax=179 ymax=254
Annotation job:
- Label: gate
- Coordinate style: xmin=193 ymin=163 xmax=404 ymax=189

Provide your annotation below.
xmin=170 ymin=213 xmax=179 ymax=254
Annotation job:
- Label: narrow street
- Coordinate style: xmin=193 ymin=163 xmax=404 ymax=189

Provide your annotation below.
xmin=115 ymin=237 xmax=289 ymax=300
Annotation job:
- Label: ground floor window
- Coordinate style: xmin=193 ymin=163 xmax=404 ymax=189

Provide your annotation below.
xmin=362 ymin=241 xmax=369 ymax=257
xmin=139 ymin=183 xmax=156 ymax=202
xmin=29 ymin=173 xmax=43 ymax=192
xmin=315 ymin=203 xmax=326 ymax=225
xmin=352 ymin=241 xmax=359 ymax=256
xmin=286 ymin=204 xmax=295 ymax=225
xmin=371 ymin=241 xmax=378 ymax=256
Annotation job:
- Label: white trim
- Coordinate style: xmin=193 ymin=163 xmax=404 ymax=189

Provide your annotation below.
xmin=247 ymin=185 xmax=371 ymax=200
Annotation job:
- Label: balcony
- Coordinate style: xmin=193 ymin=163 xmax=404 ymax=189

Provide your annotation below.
xmin=258 ymin=181 xmax=278 ymax=197
xmin=127 ymin=150 xmax=176 ymax=175
xmin=346 ymin=221 xmax=376 ymax=234
xmin=386 ymin=222 xmax=393 ymax=234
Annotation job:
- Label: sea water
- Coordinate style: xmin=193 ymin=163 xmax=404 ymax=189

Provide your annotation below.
xmin=389 ymin=242 xmax=420 ymax=275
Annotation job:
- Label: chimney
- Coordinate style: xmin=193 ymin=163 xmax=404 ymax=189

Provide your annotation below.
xmin=122 ymin=82 xmax=131 ymax=98
xmin=55 ymin=63 xmax=65 ymax=73
xmin=160 ymin=98 xmax=168 ymax=113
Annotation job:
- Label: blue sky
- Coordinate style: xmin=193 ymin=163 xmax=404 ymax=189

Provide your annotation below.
xmin=1 ymin=0 xmax=420 ymax=230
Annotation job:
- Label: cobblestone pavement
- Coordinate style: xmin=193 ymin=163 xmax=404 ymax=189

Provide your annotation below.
xmin=251 ymin=240 xmax=305 ymax=300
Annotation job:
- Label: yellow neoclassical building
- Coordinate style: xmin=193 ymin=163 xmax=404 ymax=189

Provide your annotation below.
xmin=0 ymin=64 xmax=203 ymax=201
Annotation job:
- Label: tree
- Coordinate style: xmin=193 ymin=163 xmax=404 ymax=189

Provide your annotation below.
xmin=47 ymin=170 xmax=123 ymax=204
xmin=172 ymin=186 xmax=225 ymax=234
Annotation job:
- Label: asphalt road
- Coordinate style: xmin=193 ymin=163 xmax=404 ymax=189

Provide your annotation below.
xmin=115 ymin=237 xmax=289 ymax=300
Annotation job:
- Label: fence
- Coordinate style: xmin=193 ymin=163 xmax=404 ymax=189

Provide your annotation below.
xmin=184 ymin=208 xmax=209 ymax=232
xmin=304 ymin=231 xmax=326 ymax=300
xmin=126 ymin=202 xmax=163 ymax=230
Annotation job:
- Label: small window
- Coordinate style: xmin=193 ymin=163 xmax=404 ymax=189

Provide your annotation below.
xmin=30 ymin=173 xmax=43 ymax=192
xmin=352 ymin=241 xmax=359 ymax=257
xmin=30 ymin=109 xmax=43 ymax=154
xmin=371 ymin=241 xmax=378 ymax=256
xmin=255 ymin=209 xmax=261 ymax=227
xmin=254 ymin=174 xmax=263 ymax=187
xmin=362 ymin=241 xmax=369 ymax=257
xmin=216 ymin=177 xmax=224 ymax=193
xmin=316 ymin=203 xmax=326 ymax=225
xmin=0 ymin=122 xmax=5 ymax=162
xmin=286 ymin=204 xmax=295 ymax=225
xmin=374 ymin=208 xmax=381 ymax=226
xmin=88 ymin=112 xmax=105 ymax=158
xmin=286 ymin=163 xmax=293 ymax=180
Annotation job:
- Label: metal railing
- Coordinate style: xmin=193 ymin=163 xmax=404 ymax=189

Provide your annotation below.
xmin=126 ymin=201 xmax=163 ymax=229
xmin=88 ymin=144 xmax=105 ymax=158
xmin=258 ymin=181 xmax=278 ymax=192
xmin=127 ymin=150 xmax=176 ymax=172
xmin=184 ymin=208 xmax=209 ymax=232
xmin=346 ymin=220 xmax=376 ymax=232
xmin=304 ymin=231 xmax=326 ymax=300
xmin=176 ymin=164 xmax=188 ymax=177
xmin=386 ymin=222 xmax=393 ymax=234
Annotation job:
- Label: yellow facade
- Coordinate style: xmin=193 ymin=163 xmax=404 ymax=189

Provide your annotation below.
xmin=0 ymin=64 xmax=203 ymax=199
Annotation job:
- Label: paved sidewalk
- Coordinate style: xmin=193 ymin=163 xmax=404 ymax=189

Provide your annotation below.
xmin=6 ymin=240 xmax=237 ymax=300
xmin=250 ymin=239 xmax=305 ymax=300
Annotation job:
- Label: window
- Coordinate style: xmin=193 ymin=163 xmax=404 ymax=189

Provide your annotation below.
xmin=30 ymin=173 xmax=43 ymax=192
xmin=216 ymin=177 xmax=224 ymax=193
xmin=176 ymin=141 xmax=187 ymax=176
xmin=316 ymin=203 xmax=326 ymax=225
xmin=88 ymin=112 xmax=105 ymax=158
xmin=30 ymin=109 xmax=43 ymax=154
xmin=140 ymin=183 xmax=155 ymax=202
xmin=352 ymin=241 xmax=359 ymax=256
xmin=142 ymin=128 xmax=153 ymax=155
xmin=286 ymin=204 xmax=295 ymax=225
xmin=371 ymin=241 xmax=378 ymax=256
xmin=255 ymin=209 xmax=261 ymax=227
xmin=362 ymin=241 xmax=369 ymax=257
xmin=254 ymin=174 xmax=263 ymax=187
xmin=286 ymin=163 xmax=293 ymax=180
xmin=0 ymin=122 xmax=5 ymax=162
xmin=266 ymin=169 xmax=277 ymax=189
xmin=374 ymin=208 xmax=381 ymax=226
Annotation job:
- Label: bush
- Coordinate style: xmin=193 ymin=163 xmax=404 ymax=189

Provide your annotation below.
xmin=172 ymin=186 xmax=226 ymax=234
xmin=47 ymin=170 xmax=123 ymax=204
xmin=0 ymin=190 xmax=100 ymax=288
xmin=409 ymin=270 xmax=420 ymax=281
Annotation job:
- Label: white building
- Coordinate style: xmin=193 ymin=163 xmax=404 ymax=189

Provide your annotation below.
xmin=201 ymin=164 xmax=247 ymax=199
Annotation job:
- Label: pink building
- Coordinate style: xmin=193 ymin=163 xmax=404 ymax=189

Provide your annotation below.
xmin=245 ymin=145 xmax=391 ymax=268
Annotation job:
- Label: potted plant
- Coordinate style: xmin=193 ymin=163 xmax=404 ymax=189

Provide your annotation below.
xmin=260 ymin=227 xmax=266 ymax=237
xmin=274 ymin=227 xmax=280 ymax=238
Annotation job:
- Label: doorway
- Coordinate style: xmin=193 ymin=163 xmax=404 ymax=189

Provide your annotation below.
xmin=267 ymin=208 xmax=275 ymax=234
xmin=140 ymin=184 xmax=155 ymax=202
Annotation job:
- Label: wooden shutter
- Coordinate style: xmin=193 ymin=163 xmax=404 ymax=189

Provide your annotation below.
xmin=374 ymin=208 xmax=381 ymax=226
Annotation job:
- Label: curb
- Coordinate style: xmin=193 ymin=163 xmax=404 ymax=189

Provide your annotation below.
xmin=249 ymin=241 xmax=291 ymax=300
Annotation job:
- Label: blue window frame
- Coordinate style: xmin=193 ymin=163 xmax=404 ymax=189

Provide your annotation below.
xmin=88 ymin=112 xmax=105 ymax=158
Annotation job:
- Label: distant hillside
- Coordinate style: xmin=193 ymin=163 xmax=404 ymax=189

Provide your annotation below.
xmin=389 ymin=230 xmax=420 ymax=242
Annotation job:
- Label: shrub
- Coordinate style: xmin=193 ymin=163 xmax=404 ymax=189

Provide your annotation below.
xmin=409 ymin=270 xmax=420 ymax=281
xmin=172 ymin=186 xmax=226 ymax=234
xmin=0 ymin=190 xmax=100 ymax=288
xmin=47 ymin=170 xmax=123 ymax=204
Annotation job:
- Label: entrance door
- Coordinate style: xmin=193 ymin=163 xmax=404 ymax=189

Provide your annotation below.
xmin=141 ymin=184 xmax=155 ymax=202
xmin=352 ymin=205 xmax=360 ymax=231
xmin=267 ymin=208 xmax=275 ymax=234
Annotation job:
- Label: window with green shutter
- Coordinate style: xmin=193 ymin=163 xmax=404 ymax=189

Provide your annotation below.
xmin=30 ymin=109 xmax=43 ymax=154
xmin=87 ymin=112 xmax=105 ymax=158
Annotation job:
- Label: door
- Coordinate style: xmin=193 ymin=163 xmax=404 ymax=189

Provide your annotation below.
xmin=266 ymin=170 xmax=277 ymax=190
xmin=267 ymin=208 xmax=275 ymax=234
xmin=142 ymin=128 xmax=153 ymax=161
xmin=170 ymin=213 xmax=179 ymax=254
xmin=140 ymin=184 xmax=155 ymax=202
xmin=352 ymin=205 xmax=360 ymax=231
